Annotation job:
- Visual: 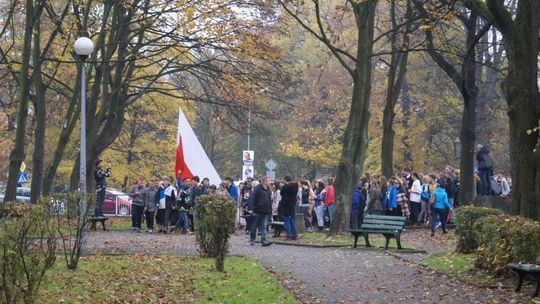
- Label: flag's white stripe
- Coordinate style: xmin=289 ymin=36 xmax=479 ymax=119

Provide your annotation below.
xmin=177 ymin=108 xmax=222 ymax=185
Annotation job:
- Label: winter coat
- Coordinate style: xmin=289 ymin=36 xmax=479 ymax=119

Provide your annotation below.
xmin=351 ymin=186 xmax=367 ymax=212
xmin=95 ymin=167 xmax=111 ymax=191
xmin=248 ymin=184 xmax=272 ymax=214
xmin=384 ymin=186 xmax=398 ymax=209
xmin=314 ymin=190 xmax=326 ymax=207
xmin=129 ymin=184 xmax=145 ymax=206
xmin=431 ymin=187 xmax=452 ymax=210
xmin=278 ymin=182 xmax=299 ymax=217
xmin=228 ymin=184 xmax=239 ymax=203
xmin=476 ymin=147 xmax=494 ymax=170
xmin=324 ymin=185 xmax=335 ymax=206
xmin=143 ymin=187 xmax=157 ymax=212
xmin=397 ymin=191 xmax=410 ymax=217
xmin=367 ymin=187 xmax=383 ymax=213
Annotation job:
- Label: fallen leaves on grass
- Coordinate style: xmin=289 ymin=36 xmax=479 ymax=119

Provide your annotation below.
xmin=40 ymin=255 xmax=296 ymax=304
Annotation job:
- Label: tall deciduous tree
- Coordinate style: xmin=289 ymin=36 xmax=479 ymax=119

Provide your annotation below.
xmin=465 ymin=0 xmax=540 ymax=220
xmin=380 ymin=0 xmax=412 ymax=177
xmin=4 ymin=0 xmax=42 ymax=202
xmin=415 ymin=1 xmax=491 ymax=204
xmin=280 ymin=0 xmax=379 ymax=233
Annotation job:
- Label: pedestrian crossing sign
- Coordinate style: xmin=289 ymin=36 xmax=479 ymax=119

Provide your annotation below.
xmin=17 ymin=172 xmax=28 ymax=184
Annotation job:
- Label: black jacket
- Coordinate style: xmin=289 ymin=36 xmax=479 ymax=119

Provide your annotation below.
xmin=95 ymin=167 xmax=111 ymax=190
xmin=476 ymin=147 xmax=493 ymax=170
xmin=278 ymin=182 xmax=299 ymax=217
xmin=248 ymin=184 xmax=272 ymax=214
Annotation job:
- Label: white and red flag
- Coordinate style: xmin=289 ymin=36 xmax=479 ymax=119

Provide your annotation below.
xmin=175 ymin=108 xmax=221 ymax=185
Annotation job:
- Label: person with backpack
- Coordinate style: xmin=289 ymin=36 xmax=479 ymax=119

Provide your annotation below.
xmin=429 ymin=182 xmax=453 ymax=236
xmin=476 ymin=144 xmax=494 ymax=195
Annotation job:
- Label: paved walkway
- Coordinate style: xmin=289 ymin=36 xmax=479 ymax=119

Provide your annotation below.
xmin=86 ymin=231 xmax=527 ymax=303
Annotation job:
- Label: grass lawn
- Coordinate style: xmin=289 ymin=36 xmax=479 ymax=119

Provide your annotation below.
xmin=41 ymin=255 xmax=296 ymax=304
xmin=272 ymin=231 xmax=414 ymax=249
xmin=421 ymin=253 xmax=475 ymax=274
xmin=420 ymin=253 xmax=519 ymax=288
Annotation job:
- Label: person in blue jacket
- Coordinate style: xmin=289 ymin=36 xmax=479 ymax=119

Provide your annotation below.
xmin=383 ymin=179 xmax=399 ymax=216
xmin=430 ymin=182 xmax=453 ymax=236
xmin=350 ymin=179 xmax=367 ymax=229
xmin=224 ymin=177 xmax=239 ymax=203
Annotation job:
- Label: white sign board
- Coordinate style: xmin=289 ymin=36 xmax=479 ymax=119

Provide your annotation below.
xmin=243 ymin=150 xmax=254 ymax=166
xmin=242 ymin=165 xmax=254 ymax=181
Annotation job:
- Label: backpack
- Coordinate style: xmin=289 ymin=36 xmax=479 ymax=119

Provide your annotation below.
xmin=429 ymin=193 xmax=436 ymax=206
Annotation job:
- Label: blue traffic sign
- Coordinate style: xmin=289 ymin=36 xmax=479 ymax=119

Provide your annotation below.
xmin=17 ymin=172 xmax=28 ymax=184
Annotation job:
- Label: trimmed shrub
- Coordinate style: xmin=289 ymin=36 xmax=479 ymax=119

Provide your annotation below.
xmin=0 ymin=202 xmax=57 ymax=304
xmin=454 ymin=206 xmax=503 ymax=253
xmin=194 ymin=194 xmax=236 ymax=272
xmin=473 ymin=215 xmax=540 ymax=275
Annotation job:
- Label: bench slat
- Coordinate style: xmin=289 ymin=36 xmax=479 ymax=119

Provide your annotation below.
xmin=358 ymin=230 xmax=400 ymax=235
xmin=362 ymin=220 xmax=406 ymax=226
xmin=364 ymin=215 xmax=407 ymax=221
xmin=360 ymin=224 xmax=404 ymax=230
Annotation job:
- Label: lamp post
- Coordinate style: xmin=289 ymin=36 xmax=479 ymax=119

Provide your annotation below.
xmin=74 ymin=37 xmax=94 ymax=252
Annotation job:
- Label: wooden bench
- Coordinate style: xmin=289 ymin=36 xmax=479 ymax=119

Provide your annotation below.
xmin=87 ymin=210 xmax=109 ymax=232
xmin=269 ymin=221 xmax=285 ymax=237
xmin=346 ymin=214 xmax=407 ymax=250
xmin=508 ymin=255 xmax=540 ymax=298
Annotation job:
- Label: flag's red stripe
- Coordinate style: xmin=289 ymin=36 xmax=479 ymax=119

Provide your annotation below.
xmin=175 ymin=133 xmax=193 ymax=181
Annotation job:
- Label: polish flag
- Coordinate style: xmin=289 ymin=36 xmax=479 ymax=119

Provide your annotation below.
xmin=175 ymin=108 xmax=221 ymax=185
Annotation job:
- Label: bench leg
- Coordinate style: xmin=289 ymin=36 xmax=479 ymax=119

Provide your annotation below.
xmin=364 ymin=233 xmax=371 ymax=247
xmin=532 ymin=274 xmax=539 ymax=298
xmin=101 ymin=220 xmax=107 ymax=231
xmin=90 ymin=222 xmax=97 ymax=232
xmin=513 ymin=270 xmax=526 ymax=292
xmin=353 ymin=233 xmax=360 ymax=249
xmin=384 ymin=235 xmax=391 ymax=250
xmin=396 ymin=233 xmax=403 ymax=250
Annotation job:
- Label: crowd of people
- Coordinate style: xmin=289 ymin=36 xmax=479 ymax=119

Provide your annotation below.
xmin=124 ymin=174 xmax=239 ymax=234
xmin=93 ymin=143 xmax=510 ymax=243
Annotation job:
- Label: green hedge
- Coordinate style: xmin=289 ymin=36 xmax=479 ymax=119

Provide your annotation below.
xmin=454 ymin=206 xmax=503 ymax=253
xmin=473 ymin=215 xmax=540 ymax=274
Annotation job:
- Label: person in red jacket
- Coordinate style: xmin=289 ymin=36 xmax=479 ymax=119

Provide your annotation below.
xmin=324 ymin=178 xmax=335 ymax=225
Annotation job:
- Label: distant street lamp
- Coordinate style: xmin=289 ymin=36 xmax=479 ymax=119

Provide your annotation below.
xmin=74 ymin=37 xmax=94 ymax=251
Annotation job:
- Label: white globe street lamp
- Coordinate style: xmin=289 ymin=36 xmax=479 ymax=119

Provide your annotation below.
xmin=74 ymin=36 xmax=94 ymax=255
xmin=74 ymin=37 xmax=94 ymax=59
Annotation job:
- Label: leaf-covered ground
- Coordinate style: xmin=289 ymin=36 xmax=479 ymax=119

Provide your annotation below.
xmin=41 ymin=255 xmax=296 ymax=304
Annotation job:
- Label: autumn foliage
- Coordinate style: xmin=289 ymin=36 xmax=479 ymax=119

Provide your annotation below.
xmin=0 ymin=202 xmax=56 ymax=304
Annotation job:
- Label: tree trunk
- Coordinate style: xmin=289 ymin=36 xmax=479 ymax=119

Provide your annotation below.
xmin=30 ymin=20 xmax=47 ymax=203
xmin=458 ymin=92 xmax=476 ymax=205
xmin=380 ymin=0 xmax=410 ymax=177
xmin=400 ymin=79 xmax=412 ymax=164
xmin=329 ymin=0 xmax=377 ymax=235
xmin=42 ymin=85 xmax=80 ymax=196
xmin=4 ymin=0 xmax=34 ymax=202
xmin=502 ymin=0 xmax=540 ymax=220
xmin=505 ymin=40 xmax=540 ymax=220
